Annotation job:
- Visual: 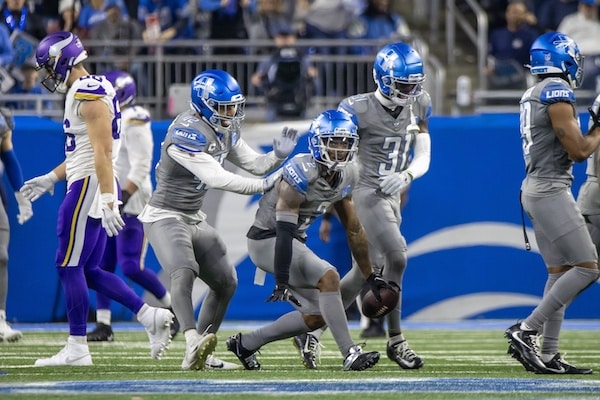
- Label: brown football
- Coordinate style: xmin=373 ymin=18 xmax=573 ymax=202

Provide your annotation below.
xmin=361 ymin=284 xmax=400 ymax=318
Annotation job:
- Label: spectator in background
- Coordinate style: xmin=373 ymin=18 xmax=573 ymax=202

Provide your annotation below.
xmin=251 ymin=22 xmax=317 ymax=122
xmin=536 ymin=0 xmax=578 ymax=32
xmin=347 ymin=0 xmax=412 ymax=55
xmin=301 ymin=0 xmax=360 ymax=55
xmin=557 ymin=0 xmax=600 ymax=90
xmin=250 ymin=0 xmax=295 ymax=40
xmin=58 ymin=0 xmax=81 ymax=32
xmin=138 ymin=0 xmax=194 ymax=54
xmin=0 ymin=23 xmax=13 ymax=67
xmin=0 ymin=0 xmax=46 ymax=40
xmin=199 ymin=0 xmax=257 ymax=55
xmin=77 ymin=0 xmax=128 ymax=39
xmin=486 ymin=1 xmax=539 ymax=90
xmin=5 ymin=59 xmax=51 ymax=111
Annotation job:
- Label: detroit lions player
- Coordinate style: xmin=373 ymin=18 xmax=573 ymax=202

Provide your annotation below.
xmin=294 ymin=42 xmax=432 ymax=370
xmin=505 ymin=31 xmax=600 ymax=374
xmin=139 ymin=69 xmax=298 ymax=371
xmin=86 ymin=70 xmax=180 ymax=343
xmin=226 ymin=110 xmax=387 ymax=371
xmin=21 ymin=31 xmax=174 ymax=366
xmin=0 ymin=107 xmax=33 ymax=343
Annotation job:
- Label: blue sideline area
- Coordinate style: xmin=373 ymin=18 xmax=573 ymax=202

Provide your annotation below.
xmin=6 ymin=114 xmax=600 ymax=323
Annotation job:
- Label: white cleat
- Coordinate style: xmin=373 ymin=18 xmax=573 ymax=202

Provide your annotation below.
xmin=181 ymin=332 xmax=217 ymax=370
xmin=139 ymin=306 xmax=174 ymax=359
xmin=34 ymin=337 xmax=93 ymax=367
xmin=0 ymin=319 xmax=22 ymax=343
xmin=205 ymin=354 xmax=241 ymax=370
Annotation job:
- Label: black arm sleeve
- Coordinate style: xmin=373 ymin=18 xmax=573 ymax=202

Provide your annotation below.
xmin=274 ymin=220 xmax=296 ymax=285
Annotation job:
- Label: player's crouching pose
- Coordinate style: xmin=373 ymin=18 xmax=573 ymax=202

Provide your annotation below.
xmin=139 ymin=69 xmax=298 ymax=371
xmin=226 ymin=110 xmax=391 ymax=371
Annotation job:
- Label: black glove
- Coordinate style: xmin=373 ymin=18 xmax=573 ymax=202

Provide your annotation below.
xmin=119 ymin=189 xmax=132 ymax=214
xmin=366 ymin=273 xmax=391 ymax=302
xmin=589 ymin=106 xmax=600 ymax=131
xmin=266 ymin=283 xmax=301 ymax=307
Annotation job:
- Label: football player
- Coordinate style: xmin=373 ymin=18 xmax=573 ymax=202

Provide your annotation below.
xmin=86 ymin=70 xmax=180 ymax=343
xmin=139 ymin=69 xmax=298 ymax=371
xmin=22 ymin=31 xmax=174 ymax=366
xmin=226 ymin=109 xmax=389 ymax=371
xmin=506 ymin=31 xmax=599 ymax=374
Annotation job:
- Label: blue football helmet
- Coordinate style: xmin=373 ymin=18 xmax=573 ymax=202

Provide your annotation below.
xmin=104 ymin=70 xmax=137 ymax=107
xmin=308 ymin=109 xmax=359 ymax=171
xmin=35 ymin=31 xmax=88 ymax=93
xmin=190 ymin=70 xmax=245 ymax=134
xmin=373 ymin=42 xmax=425 ymax=106
xmin=529 ymin=31 xmax=584 ymax=89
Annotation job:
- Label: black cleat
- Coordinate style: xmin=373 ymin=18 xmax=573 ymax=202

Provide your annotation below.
xmin=504 ymin=322 xmax=546 ymax=372
xmin=169 ymin=309 xmax=180 ymax=339
xmin=387 ymin=339 xmax=424 ymax=369
xmin=343 ymin=345 xmax=380 ymax=371
xmin=538 ymin=353 xmax=593 ymax=375
xmin=226 ymin=333 xmax=261 ymax=370
xmin=87 ymin=323 xmax=114 ymax=342
xmin=292 ymin=333 xmax=320 ymax=369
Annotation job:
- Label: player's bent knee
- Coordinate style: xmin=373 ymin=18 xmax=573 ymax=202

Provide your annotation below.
xmin=317 ymin=269 xmax=340 ymax=291
xmin=304 ymin=314 xmax=325 ymax=330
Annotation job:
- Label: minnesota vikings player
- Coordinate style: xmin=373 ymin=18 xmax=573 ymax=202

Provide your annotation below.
xmin=0 ymin=107 xmax=33 ymax=343
xmin=86 ymin=70 xmax=179 ymax=343
xmin=226 ymin=110 xmax=388 ymax=371
xmin=139 ymin=69 xmax=298 ymax=371
xmin=506 ymin=31 xmax=600 ymax=374
xmin=21 ymin=31 xmax=173 ymax=366
xmin=292 ymin=42 xmax=432 ymax=371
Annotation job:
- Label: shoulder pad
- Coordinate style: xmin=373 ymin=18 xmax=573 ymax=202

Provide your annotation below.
xmin=171 ymin=127 xmax=207 ymax=153
xmin=539 ymin=80 xmax=575 ymax=105
xmin=125 ymin=106 xmax=151 ymax=125
xmin=282 ymin=155 xmax=315 ymax=195
xmin=73 ymin=76 xmax=110 ymax=101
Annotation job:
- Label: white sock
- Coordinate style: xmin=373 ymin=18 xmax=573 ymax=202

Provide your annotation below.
xmin=96 ymin=309 xmax=111 ymax=326
xmin=69 ymin=335 xmax=87 ymax=345
xmin=136 ymin=304 xmax=150 ymax=322
xmin=184 ymin=329 xmax=198 ymax=343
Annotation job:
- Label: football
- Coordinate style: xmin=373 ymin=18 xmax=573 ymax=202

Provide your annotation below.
xmin=360 ymin=282 xmax=400 ymax=318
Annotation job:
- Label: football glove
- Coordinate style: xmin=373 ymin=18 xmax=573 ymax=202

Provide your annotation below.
xmin=20 ymin=171 xmax=59 ymax=202
xmin=273 ymin=127 xmax=299 ymax=159
xmin=406 ymin=123 xmax=420 ymax=135
xmin=589 ymin=106 xmax=600 ymax=131
xmin=366 ymin=272 xmax=391 ymax=302
xmin=262 ymin=170 xmax=282 ymax=193
xmin=100 ymin=193 xmax=125 ymax=237
xmin=14 ymin=191 xmax=32 ymax=224
xmin=266 ymin=283 xmax=301 ymax=307
xmin=379 ymin=171 xmax=413 ymax=195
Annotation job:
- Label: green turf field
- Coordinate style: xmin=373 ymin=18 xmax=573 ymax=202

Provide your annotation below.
xmin=1 ymin=325 xmax=599 ymax=399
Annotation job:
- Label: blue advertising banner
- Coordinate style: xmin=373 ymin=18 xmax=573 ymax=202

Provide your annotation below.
xmin=5 ymin=114 xmax=598 ymax=323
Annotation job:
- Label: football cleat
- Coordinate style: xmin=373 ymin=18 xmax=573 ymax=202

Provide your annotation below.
xmin=226 ymin=333 xmax=261 ymax=370
xmin=169 ymin=309 xmax=180 ymax=340
xmin=87 ymin=323 xmax=114 ymax=342
xmin=181 ymin=332 xmax=217 ymax=370
xmin=538 ymin=353 xmax=592 ymax=375
xmin=139 ymin=306 xmax=174 ymax=359
xmin=292 ymin=333 xmax=322 ymax=369
xmin=387 ymin=339 xmax=424 ymax=369
xmin=0 ymin=318 xmax=22 ymax=343
xmin=34 ymin=337 xmax=93 ymax=367
xmin=205 ymin=354 xmax=241 ymax=370
xmin=504 ymin=322 xmax=546 ymax=372
xmin=343 ymin=345 xmax=380 ymax=371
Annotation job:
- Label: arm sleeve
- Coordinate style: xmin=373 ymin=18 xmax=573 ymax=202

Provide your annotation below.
xmin=405 ymin=133 xmax=431 ymax=180
xmin=274 ymin=211 xmax=299 ymax=285
xmin=125 ymin=123 xmax=153 ymax=189
xmin=228 ymin=138 xmax=282 ymax=175
xmin=167 ymin=145 xmax=264 ymax=194
xmin=0 ymin=150 xmax=24 ymax=191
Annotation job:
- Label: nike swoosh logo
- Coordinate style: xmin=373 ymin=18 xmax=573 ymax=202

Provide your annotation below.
xmin=86 ymin=83 xmax=98 ymax=88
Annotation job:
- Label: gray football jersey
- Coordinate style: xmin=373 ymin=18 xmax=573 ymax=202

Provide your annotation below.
xmin=149 ymin=109 xmax=240 ymax=214
xmin=520 ymin=77 xmax=577 ymax=192
xmin=338 ymin=91 xmax=432 ymax=189
xmin=250 ymin=153 xmax=358 ymax=240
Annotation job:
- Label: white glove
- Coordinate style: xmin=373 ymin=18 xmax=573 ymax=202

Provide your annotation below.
xmin=379 ymin=171 xmax=413 ymax=195
xmin=20 ymin=172 xmax=59 ymax=202
xmin=273 ymin=127 xmax=299 ymax=159
xmin=262 ymin=169 xmax=282 ymax=193
xmin=407 ymin=123 xmax=420 ymax=135
xmin=14 ymin=191 xmax=33 ymax=224
xmin=100 ymin=193 xmax=124 ymax=237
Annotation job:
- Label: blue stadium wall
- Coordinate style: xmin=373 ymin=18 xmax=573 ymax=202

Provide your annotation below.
xmin=6 ymin=114 xmax=599 ymax=323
